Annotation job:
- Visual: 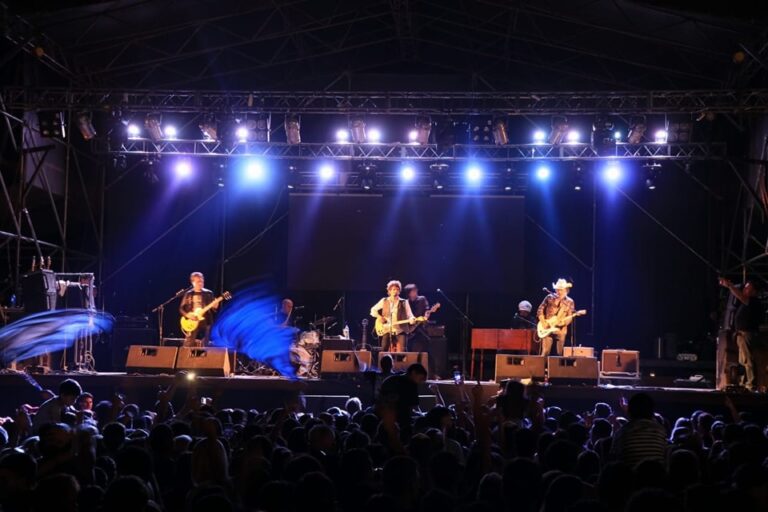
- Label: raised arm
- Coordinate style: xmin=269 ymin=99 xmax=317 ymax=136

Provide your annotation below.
xmin=719 ymin=278 xmax=750 ymax=305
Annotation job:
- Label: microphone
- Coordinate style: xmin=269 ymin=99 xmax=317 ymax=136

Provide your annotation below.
xmin=293 ymin=305 xmax=305 ymax=310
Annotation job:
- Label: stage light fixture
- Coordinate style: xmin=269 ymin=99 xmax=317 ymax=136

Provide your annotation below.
xmin=573 ymin=164 xmax=584 ymax=191
xmin=144 ymin=114 xmax=164 ymax=141
xmin=643 ymin=162 xmax=661 ymax=190
xmin=37 ymin=111 xmax=65 ymax=138
xmin=76 ymin=112 xmax=97 ymax=140
xmin=413 ymin=116 xmax=431 ymax=145
xmin=199 ymin=116 xmax=218 ymax=140
xmin=614 ymin=131 xmax=622 ymax=140
xmin=535 ymin=165 xmax=551 ymax=181
xmin=236 ymin=126 xmax=249 ymax=142
xmin=503 ymin=168 xmax=515 ymax=191
xmin=336 ymin=129 xmax=350 ymax=143
xmin=627 ymin=116 xmax=646 ymax=144
xmin=566 ymin=130 xmax=580 ymax=143
xmin=533 ymin=130 xmax=547 ymax=144
xmin=466 ymin=165 xmax=483 ymax=183
xmin=350 ymin=117 xmax=367 ymax=143
xmin=654 ymin=129 xmax=668 ymax=143
xmin=492 ymin=118 xmax=509 ymax=145
xmin=245 ymin=160 xmax=266 ymax=182
xmin=667 ymin=120 xmax=692 ymax=142
xmin=127 ymin=123 xmax=141 ymax=138
xmin=368 ymin=128 xmax=382 ymax=143
xmin=401 ymin=165 xmax=416 ymax=182
xmin=174 ymin=160 xmax=192 ymax=178
xmin=285 ymin=114 xmax=301 ymax=145
xmin=548 ymin=116 xmax=568 ymax=144
xmin=287 ymin=165 xmax=299 ymax=190
xmin=603 ymin=163 xmax=622 ymax=184
xmin=319 ymin=163 xmax=335 ymax=181
xmin=164 ymin=125 xmax=178 ymax=140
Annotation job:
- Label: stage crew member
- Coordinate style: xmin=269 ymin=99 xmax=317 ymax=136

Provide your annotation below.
xmin=371 ymin=280 xmax=415 ymax=352
xmin=719 ymin=277 xmax=762 ymax=391
xmin=537 ymin=278 xmax=575 ymax=356
xmin=179 ymin=272 xmax=218 ymax=347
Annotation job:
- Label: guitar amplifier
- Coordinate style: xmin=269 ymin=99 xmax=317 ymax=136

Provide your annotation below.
xmin=379 ymin=351 xmax=428 ymax=372
xmin=601 ymin=349 xmax=640 ymax=374
xmin=547 ymin=356 xmax=599 ymax=383
xmin=426 ymin=324 xmax=446 ymax=337
xmin=495 ymin=355 xmax=546 ymax=382
xmin=564 ymin=346 xmax=595 ymax=358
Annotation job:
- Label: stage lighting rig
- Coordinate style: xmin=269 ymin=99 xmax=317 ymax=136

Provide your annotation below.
xmin=199 ymin=115 xmax=218 ymax=140
xmin=592 ymin=116 xmax=615 ymax=155
xmin=76 ymin=112 xmax=97 ymax=140
xmin=627 ymin=116 xmax=646 ymax=144
xmin=144 ymin=113 xmax=164 ymax=142
xmin=412 ymin=115 xmax=432 ymax=145
xmin=285 ymin=114 xmax=301 ymax=145
xmin=548 ymin=116 xmax=568 ymax=145
xmin=492 ymin=118 xmax=509 ymax=145
xmin=37 ymin=111 xmax=65 ymax=138
xmin=350 ymin=117 xmax=367 ymax=143
xmin=667 ymin=120 xmax=692 ymax=143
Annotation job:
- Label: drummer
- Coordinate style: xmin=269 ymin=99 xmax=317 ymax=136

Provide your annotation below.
xmin=275 ymin=298 xmax=296 ymax=327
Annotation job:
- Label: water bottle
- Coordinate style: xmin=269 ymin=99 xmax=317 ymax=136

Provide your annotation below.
xmin=342 ymin=324 xmax=350 ymax=339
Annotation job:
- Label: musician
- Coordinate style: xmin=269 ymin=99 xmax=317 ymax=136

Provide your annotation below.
xmin=179 ymin=272 xmax=218 ymax=347
xmin=537 ymin=279 xmax=575 ymax=356
xmin=512 ymin=300 xmax=536 ymax=329
xmin=370 ymin=280 xmax=415 ymax=352
xmin=275 ymin=298 xmax=295 ymax=327
xmin=718 ymin=277 xmax=762 ymax=391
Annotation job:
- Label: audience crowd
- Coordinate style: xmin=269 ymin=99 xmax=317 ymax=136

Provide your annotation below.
xmin=0 ymin=363 xmax=765 ymax=512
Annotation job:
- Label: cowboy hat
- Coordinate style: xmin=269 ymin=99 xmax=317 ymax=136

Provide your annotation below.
xmin=552 ymin=278 xmax=573 ymax=290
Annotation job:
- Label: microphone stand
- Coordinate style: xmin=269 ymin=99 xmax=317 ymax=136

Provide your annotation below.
xmin=437 ymin=288 xmax=474 ymax=377
xmin=151 ymin=288 xmax=189 ymax=346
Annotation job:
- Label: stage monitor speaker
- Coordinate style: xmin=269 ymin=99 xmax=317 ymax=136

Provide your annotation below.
xmin=111 ymin=328 xmax=156 ymax=371
xmin=564 ymin=346 xmax=595 ymax=358
xmin=176 ymin=347 xmax=231 ymax=377
xmin=322 ymin=337 xmax=355 ymax=351
xmin=547 ymin=356 xmax=599 ymax=383
xmin=495 ymin=355 xmax=546 ymax=382
xmin=429 ymin=337 xmax=448 ymax=378
xmin=379 ymin=352 xmax=429 ymax=373
xmin=125 ymin=345 xmax=177 ymax=374
xmin=601 ymin=349 xmax=640 ymax=374
xmin=321 ymin=350 xmax=373 ymax=374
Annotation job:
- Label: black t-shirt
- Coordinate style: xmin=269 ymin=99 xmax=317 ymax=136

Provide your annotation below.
xmin=734 ymin=298 xmax=763 ymax=332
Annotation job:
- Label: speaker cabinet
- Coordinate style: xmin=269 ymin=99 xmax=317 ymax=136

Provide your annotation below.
xmin=379 ymin=352 xmax=429 ymax=372
xmin=563 ymin=346 xmax=595 ymax=358
xmin=495 ymin=355 xmax=546 ymax=382
xmin=176 ymin=347 xmax=231 ymax=377
xmin=429 ymin=337 xmax=448 ymax=378
xmin=547 ymin=356 xmax=599 ymax=383
xmin=321 ymin=350 xmax=373 ymax=374
xmin=111 ymin=328 xmax=156 ymax=371
xmin=601 ymin=349 xmax=640 ymax=374
xmin=125 ymin=345 xmax=178 ymax=374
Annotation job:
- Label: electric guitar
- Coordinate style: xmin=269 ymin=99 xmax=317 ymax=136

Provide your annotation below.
xmin=406 ymin=302 xmax=441 ymax=333
xmin=536 ymin=309 xmax=587 ymax=338
xmin=374 ymin=303 xmax=441 ymax=337
xmin=180 ymin=291 xmax=232 ymax=335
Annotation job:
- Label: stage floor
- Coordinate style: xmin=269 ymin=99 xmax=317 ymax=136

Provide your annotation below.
xmin=0 ymin=371 xmax=764 ymax=419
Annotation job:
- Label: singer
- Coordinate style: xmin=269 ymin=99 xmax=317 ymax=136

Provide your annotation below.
xmin=179 ymin=272 xmax=218 ymax=347
xmin=536 ymin=278 xmax=576 ymax=356
xmin=370 ymin=280 xmax=415 ymax=352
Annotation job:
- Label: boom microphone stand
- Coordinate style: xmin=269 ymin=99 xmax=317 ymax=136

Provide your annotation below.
xmin=151 ymin=288 xmax=190 ymax=345
xmin=436 ymin=288 xmax=474 ymax=377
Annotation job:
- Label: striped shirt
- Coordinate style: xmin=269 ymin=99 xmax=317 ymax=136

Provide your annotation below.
xmin=611 ymin=418 xmax=668 ymax=467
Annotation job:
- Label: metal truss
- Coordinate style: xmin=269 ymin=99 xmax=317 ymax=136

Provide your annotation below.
xmin=4 ymin=87 xmax=768 ymax=115
xmin=103 ymin=139 xmax=727 ymax=162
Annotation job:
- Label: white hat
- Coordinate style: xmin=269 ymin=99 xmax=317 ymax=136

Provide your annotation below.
xmin=518 ymin=300 xmax=532 ymax=312
xmin=552 ymin=278 xmax=573 ymax=290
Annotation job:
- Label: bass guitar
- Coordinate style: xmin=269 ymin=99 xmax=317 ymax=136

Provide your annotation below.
xmin=536 ymin=309 xmax=587 ymax=338
xmin=180 ymin=291 xmax=232 ymax=335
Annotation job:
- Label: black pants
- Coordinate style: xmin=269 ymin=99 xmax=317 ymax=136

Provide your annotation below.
xmin=184 ymin=324 xmax=211 ymax=347
xmin=381 ymin=332 xmax=406 ymax=352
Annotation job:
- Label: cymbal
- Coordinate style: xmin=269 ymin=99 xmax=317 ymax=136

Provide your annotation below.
xmin=311 ymin=316 xmax=336 ymax=326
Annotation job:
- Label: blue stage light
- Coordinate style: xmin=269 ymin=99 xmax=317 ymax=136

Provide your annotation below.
xmin=533 ymin=130 xmax=547 ymax=143
xmin=466 ymin=165 xmax=483 ymax=183
xmin=603 ymin=163 xmax=622 ymax=184
xmin=401 ymin=165 xmax=416 ymax=181
xmin=174 ymin=160 xmax=192 ymax=178
xmin=319 ymin=164 xmax=335 ymax=181
xmin=244 ymin=160 xmax=267 ymax=182
xmin=535 ymin=165 xmax=551 ymax=181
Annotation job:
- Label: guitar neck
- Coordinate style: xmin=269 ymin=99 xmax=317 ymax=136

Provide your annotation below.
xmin=198 ymin=296 xmax=222 ymax=315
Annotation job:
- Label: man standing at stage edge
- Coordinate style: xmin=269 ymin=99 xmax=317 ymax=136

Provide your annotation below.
xmin=537 ymin=278 xmax=576 ymax=356
xmin=719 ymin=277 xmax=762 ymax=391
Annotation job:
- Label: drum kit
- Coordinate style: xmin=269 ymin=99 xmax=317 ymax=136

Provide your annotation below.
xmin=289 ymin=315 xmax=334 ymax=378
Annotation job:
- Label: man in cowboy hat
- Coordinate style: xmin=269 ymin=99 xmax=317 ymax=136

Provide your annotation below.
xmin=537 ymin=278 xmax=576 ymax=356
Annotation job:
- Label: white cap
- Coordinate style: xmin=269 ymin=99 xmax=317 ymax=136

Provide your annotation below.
xmin=518 ymin=300 xmax=532 ymax=312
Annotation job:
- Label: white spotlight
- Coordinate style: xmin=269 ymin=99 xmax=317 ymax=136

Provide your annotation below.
xmin=319 ymin=164 xmax=335 ymax=181
xmin=654 ymin=130 xmax=668 ymax=143
xmin=401 ymin=165 xmax=416 ymax=181
xmin=566 ymin=130 xmax=580 ymax=143
xmin=336 ymin=129 xmax=350 ymax=143
xmin=368 ymin=128 xmax=382 ymax=143
xmin=408 ymin=129 xmax=419 ymax=142
xmin=127 ymin=124 xmax=141 ymax=138
xmin=164 ymin=125 xmax=178 ymax=140
xmin=236 ymin=126 xmax=249 ymax=142
xmin=533 ymin=130 xmax=547 ymax=143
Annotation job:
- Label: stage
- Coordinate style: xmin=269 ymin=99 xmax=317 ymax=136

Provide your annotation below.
xmin=0 ymin=371 xmax=764 ymax=421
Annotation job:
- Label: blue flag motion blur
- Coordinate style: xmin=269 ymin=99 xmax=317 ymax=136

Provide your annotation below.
xmin=0 ymin=309 xmax=114 ymax=364
xmin=211 ymin=286 xmax=297 ymax=379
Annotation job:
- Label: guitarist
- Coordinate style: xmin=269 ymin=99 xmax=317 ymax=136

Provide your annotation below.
xmin=179 ymin=272 xmax=218 ymax=347
xmin=370 ymin=280 xmax=415 ymax=352
xmin=536 ymin=278 xmax=576 ymax=356
xmin=404 ymin=283 xmax=435 ymax=374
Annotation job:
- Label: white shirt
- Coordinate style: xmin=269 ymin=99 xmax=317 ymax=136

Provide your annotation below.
xmin=370 ymin=297 xmax=415 ymax=335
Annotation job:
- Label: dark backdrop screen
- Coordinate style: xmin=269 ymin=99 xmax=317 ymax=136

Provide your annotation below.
xmin=288 ymin=194 xmax=524 ymax=292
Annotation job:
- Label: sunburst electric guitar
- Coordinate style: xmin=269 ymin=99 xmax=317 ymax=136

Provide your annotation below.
xmin=180 ymin=291 xmax=232 ymax=335
xmin=374 ymin=303 xmax=441 ymax=337
xmin=536 ymin=309 xmax=587 ymax=338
